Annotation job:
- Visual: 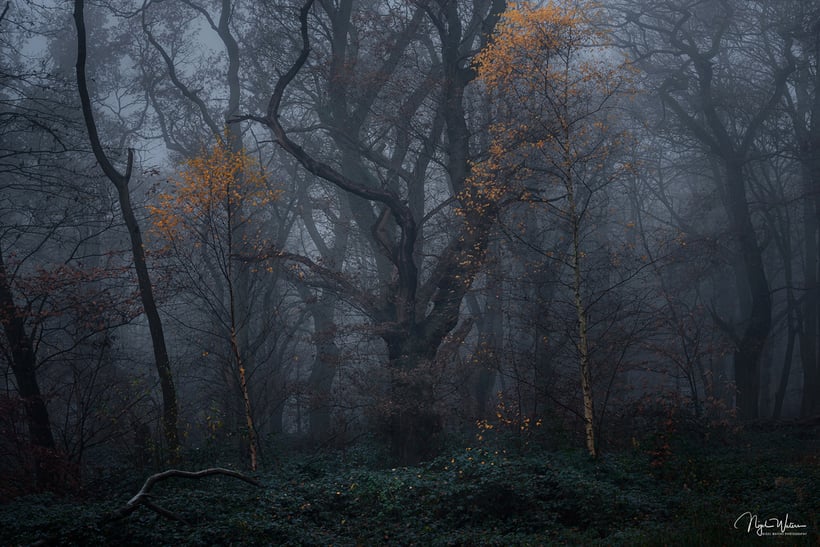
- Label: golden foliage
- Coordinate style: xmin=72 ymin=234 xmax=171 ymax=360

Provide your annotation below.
xmin=462 ymin=1 xmax=634 ymax=211
xmin=149 ymin=135 xmax=279 ymax=253
xmin=474 ymin=1 xmax=598 ymax=94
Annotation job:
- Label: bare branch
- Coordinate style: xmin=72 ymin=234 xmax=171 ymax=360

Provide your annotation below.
xmin=104 ymin=468 xmax=260 ymax=524
xmin=141 ymin=10 xmax=222 ymax=138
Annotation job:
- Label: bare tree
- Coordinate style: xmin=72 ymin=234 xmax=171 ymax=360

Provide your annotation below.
xmin=74 ymin=0 xmax=180 ymax=458
xmin=236 ymin=0 xmax=506 ymax=463
xmin=615 ymin=0 xmax=795 ymax=420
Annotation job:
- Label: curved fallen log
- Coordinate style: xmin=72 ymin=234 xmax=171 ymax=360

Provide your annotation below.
xmin=29 ymin=468 xmax=260 ymax=546
xmin=103 ymin=468 xmax=261 ymax=525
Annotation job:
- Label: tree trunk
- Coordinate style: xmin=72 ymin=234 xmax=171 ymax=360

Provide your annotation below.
xmin=467 ymin=291 xmax=501 ymax=419
xmin=772 ymin=225 xmax=798 ymax=420
xmin=383 ymin=336 xmax=442 ymax=465
xmin=116 ymin=178 xmax=182 ymax=459
xmin=800 ymin=109 xmax=820 ymax=417
xmin=74 ymin=0 xmax=180 ymax=458
xmin=224 ymin=174 xmax=259 ymax=471
xmin=0 ymin=249 xmax=58 ymax=489
xmin=568 ymin=182 xmax=597 ymax=459
xmin=725 ymin=160 xmax=772 ymax=421
xmin=230 ymin=327 xmax=258 ymax=471
xmin=307 ymin=302 xmax=340 ymax=441
xmin=773 ymin=322 xmax=797 ymax=420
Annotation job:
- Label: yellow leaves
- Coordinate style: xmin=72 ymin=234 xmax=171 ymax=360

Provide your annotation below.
xmin=459 ymin=3 xmax=597 ymax=216
xmin=149 ymin=133 xmax=280 ymax=254
xmin=463 ymin=0 xmax=635 ymax=220
xmin=474 ymin=1 xmax=596 ymax=95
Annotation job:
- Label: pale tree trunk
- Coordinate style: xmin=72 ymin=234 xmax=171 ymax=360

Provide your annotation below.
xmin=229 ymin=324 xmax=258 ymax=471
xmin=225 ymin=183 xmax=259 ymax=471
xmin=567 ymin=182 xmax=597 ymax=459
xmin=771 ymin=214 xmax=798 ymax=420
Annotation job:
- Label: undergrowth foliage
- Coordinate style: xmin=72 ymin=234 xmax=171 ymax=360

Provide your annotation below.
xmin=1 ymin=427 xmax=817 ymax=545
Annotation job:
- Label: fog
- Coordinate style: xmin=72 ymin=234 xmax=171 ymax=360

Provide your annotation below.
xmin=0 ymin=0 xmax=818 ymax=541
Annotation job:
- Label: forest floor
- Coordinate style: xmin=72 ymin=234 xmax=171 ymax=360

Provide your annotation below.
xmin=1 ymin=424 xmax=818 ymax=546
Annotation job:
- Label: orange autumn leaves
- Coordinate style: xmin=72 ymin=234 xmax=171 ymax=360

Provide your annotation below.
xmin=149 ymin=138 xmax=279 ymax=254
xmin=464 ymin=1 xmax=632 ymax=207
xmin=474 ymin=1 xmax=600 ymax=94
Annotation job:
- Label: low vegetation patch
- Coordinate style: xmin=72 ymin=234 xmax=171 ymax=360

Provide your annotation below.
xmin=1 ymin=428 xmax=817 ymax=546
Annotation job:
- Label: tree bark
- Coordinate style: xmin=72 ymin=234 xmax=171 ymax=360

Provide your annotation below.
xmin=306 ymin=301 xmax=340 ymax=441
xmin=568 ymin=183 xmax=597 ymax=458
xmin=725 ymin=160 xmax=772 ymax=420
xmin=0 ymin=249 xmax=58 ymax=489
xmin=74 ymin=0 xmax=180 ymax=458
xmin=773 ymin=322 xmax=796 ymax=420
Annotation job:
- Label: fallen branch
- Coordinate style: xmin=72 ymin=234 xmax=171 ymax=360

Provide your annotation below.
xmin=29 ymin=468 xmax=260 ymax=546
xmin=103 ymin=468 xmax=260 ymax=525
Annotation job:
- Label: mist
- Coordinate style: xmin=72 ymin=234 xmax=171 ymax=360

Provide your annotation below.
xmin=0 ymin=0 xmax=817 ymax=543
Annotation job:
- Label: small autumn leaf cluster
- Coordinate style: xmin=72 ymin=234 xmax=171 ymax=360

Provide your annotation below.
xmin=14 ymin=262 xmax=141 ymax=330
xmin=148 ymin=136 xmax=279 ymax=252
xmin=474 ymin=393 xmax=544 ymax=445
xmin=474 ymin=1 xmax=600 ymax=93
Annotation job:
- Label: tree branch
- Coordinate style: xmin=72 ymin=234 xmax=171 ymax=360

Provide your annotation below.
xmin=103 ymin=468 xmax=260 ymax=524
xmin=0 ymin=2 xmax=10 ymax=26
xmin=247 ymin=0 xmax=419 ymax=326
xmin=74 ymin=0 xmax=132 ymax=188
xmin=141 ymin=10 xmax=222 ymax=138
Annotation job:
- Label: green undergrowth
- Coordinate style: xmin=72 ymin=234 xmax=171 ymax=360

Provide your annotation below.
xmin=1 ymin=430 xmax=817 ymax=546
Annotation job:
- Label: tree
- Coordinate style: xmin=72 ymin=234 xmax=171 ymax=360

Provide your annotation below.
xmin=0 ymin=251 xmax=58 ymax=487
xmin=473 ymin=1 xmax=635 ymax=457
xmin=779 ymin=1 xmax=820 ymax=417
xmin=615 ymin=0 xmax=795 ymax=420
xmin=236 ymin=0 xmax=507 ymax=463
xmin=133 ymin=0 xmax=304 ymax=441
xmin=0 ymin=0 xmax=157 ymax=490
xmin=0 ymin=0 xmax=114 ymax=489
xmin=149 ymin=137 xmax=278 ymax=470
xmin=74 ymin=0 xmax=181 ymax=458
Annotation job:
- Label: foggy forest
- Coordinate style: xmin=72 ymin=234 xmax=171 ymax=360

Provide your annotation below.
xmin=0 ymin=0 xmax=818 ymax=544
